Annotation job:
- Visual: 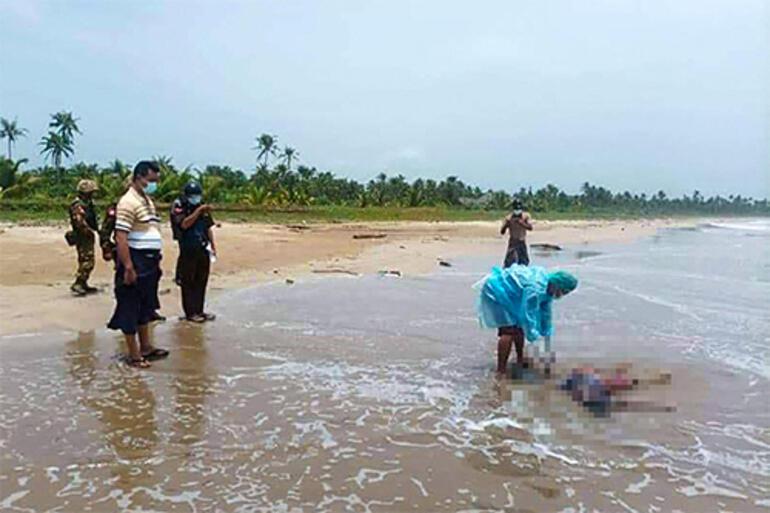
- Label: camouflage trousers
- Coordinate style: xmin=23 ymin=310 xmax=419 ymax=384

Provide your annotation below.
xmin=74 ymin=236 xmax=95 ymax=286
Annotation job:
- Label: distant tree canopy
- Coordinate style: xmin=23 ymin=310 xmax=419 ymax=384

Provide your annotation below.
xmin=0 ymin=112 xmax=767 ymax=216
xmin=0 ymin=156 xmax=766 ymax=216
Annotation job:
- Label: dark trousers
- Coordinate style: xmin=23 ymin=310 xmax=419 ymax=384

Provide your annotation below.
xmin=178 ymin=247 xmax=210 ymax=318
xmin=504 ymin=240 xmax=530 ymax=267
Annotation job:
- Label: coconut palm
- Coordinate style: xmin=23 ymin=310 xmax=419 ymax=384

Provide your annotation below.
xmin=49 ymin=111 xmax=81 ymax=143
xmin=39 ymin=131 xmax=73 ymax=168
xmin=253 ymin=134 xmax=278 ymax=167
xmin=279 ymin=146 xmax=299 ymax=170
xmin=0 ymin=118 xmax=28 ymax=160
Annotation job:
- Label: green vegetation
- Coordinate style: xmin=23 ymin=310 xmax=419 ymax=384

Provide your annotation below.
xmin=1 ymin=113 xmax=768 ymax=223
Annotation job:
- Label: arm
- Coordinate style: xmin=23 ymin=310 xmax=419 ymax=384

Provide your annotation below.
xmin=180 ymin=205 xmax=211 ymax=230
xmin=71 ymin=204 xmax=91 ymax=234
xmin=207 ymin=227 xmax=216 ymax=254
xmin=115 ymin=231 xmax=137 ymax=285
xmin=516 ymin=213 xmax=533 ymax=231
xmin=500 ymin=216 xmax=510 ymax=235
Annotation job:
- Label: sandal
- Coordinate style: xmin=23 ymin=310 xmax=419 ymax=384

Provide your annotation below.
xmin=203 ymin=313 xmax=217 ymax=321
xmin=126 ymin=357 xmax=151 ymax=368
xmin=187 ymin=314 xmax=206 ymax=323
xmin=142 ymin=348 xmax=170 ymax=361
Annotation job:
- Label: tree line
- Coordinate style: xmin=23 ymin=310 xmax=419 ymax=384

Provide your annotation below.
xmin=1 ymin=113 xmax=767 ymax=216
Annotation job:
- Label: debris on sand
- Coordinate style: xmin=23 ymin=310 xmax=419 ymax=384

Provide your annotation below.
xmin=312 ymin=269 xmax=360 ymax=276
xmin=378 ymin=269 xmax=402 ymax=277
xmin=353 ymin=233 xmax=387 ymax=240
xmin=287 ymin=224 xmax=310 ymax=231
xmin=530 ymin=243 xmax=562 ymax=251
xmin=159 ymin=288 xmax=171 ymax=295
xmin=285 ymin=278 xmax=295 ymax=285
xmin=438 ymin=259 xmax=452 ymax=267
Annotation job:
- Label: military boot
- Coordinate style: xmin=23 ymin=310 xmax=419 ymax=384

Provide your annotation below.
xmin=70 ymin=282 xmax=88 ymax=296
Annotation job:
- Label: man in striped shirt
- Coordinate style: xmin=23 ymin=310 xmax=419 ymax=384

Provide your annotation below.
xmin=107 ymin=160 xmax=169 ymax=368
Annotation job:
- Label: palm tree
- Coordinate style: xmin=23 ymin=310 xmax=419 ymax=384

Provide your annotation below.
xmin=49 ymin=111 xmax=81 ymax=143
xmin=0 ymin=117 xmax=28 ymax=160
xmin=39 ymin=131 xmax=73 ymax=168
xmin=279 ymin=146 xmax=299 ymax=170
xmin=252 ymin=133 xmax=278 ymax=167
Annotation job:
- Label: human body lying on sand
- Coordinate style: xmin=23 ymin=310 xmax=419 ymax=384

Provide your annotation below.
xmin=558 ymin=365 xmax=674 ymax=417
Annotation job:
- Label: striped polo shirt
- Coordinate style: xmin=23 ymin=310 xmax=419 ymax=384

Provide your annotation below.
xmin=115 ymin=186 xmax=163 ymax=250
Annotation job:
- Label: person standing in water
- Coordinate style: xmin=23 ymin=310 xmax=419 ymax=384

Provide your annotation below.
xmin=171 ymin=181 xmax=217 ymax=323
xmin=101 ymin=194 xmax=166 ymax=322
xmin=107 ymin=161 xmax=169 ymax=368
xmin=501 ymin=199 xmax=532 ymax=267
xmin=476 ymin=265 xmax=578 ymax=375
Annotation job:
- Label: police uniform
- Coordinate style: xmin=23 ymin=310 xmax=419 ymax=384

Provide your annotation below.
xmin=68 ymin=180 xmax=99 ymax=294
xmin=171 ymin=197 xmax=214 ymax=319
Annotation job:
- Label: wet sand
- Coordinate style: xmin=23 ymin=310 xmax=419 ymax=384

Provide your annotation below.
xmin=0 ymin=218 xmax=683 ymax=336
xmin=3 ymin=218 xmax=768 ymax=512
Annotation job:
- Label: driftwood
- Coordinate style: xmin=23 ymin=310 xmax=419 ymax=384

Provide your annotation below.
xmin=312 ymin=269 xmax=360 ymax=276
xmin=530 ymin=243 xmax=562 ymax=251
xmin=286 ymin=224 xmax=310 ymax=231
xmin=353 ymin=233 xmax=387 ymax=240
xmin=438 ymin=260 xmax=452 ymax=267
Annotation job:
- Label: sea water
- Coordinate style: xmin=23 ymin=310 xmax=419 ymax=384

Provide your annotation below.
xmin=0 ymin=219 xmax=768 ymax=512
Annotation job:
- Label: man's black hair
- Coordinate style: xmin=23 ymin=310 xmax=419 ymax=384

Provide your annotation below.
xmin=133 ymin=160 xmax=160 ymax=179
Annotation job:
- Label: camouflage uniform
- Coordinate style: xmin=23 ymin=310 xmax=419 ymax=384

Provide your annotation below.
xmin=68 ymin=180 xmax=99 ymax=295
xmin=99 ymin=203 xmax=117 ymax=261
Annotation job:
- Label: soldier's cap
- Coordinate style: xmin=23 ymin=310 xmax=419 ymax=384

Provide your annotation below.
xmin=77 ymin=179 xmax=98 ymax=193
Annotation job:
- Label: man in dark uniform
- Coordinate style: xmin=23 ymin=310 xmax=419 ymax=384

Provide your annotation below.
xmin=67 ymin=179 xmax=100 ymax=296
xmin=171 ymin=182 xmax=217 ymax=323
xmin=100 ymin=199 xmax=166 ymax=322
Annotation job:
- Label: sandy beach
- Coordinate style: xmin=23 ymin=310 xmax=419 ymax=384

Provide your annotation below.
xmin=0 ymin=218 xmax=683 ymax=336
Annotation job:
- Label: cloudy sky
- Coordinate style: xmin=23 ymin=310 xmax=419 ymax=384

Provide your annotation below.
xmin=1 ymin=0 xmax=768 ymax=197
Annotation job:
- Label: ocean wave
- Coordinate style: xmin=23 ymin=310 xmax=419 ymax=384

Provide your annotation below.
xmin=702 ymin=220 xmax=770 ymax=233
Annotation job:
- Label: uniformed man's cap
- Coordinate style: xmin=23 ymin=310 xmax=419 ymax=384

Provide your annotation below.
xmin=77 ymin=179 xmax=98 ymax=193
xmin=184 ymin=181 xmax=203 ymax=196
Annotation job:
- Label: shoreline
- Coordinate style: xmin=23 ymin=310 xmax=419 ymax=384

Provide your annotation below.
xmin=0 ymin=218 xmax=693 ymax=337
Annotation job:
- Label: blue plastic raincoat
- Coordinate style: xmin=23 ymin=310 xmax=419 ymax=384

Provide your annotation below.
xmin=476 ymin=265 xmax=554 ymax=342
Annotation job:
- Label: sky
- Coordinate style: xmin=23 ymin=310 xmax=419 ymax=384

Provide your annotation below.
xmin=1 ymin=0 xmax=768 ymax=198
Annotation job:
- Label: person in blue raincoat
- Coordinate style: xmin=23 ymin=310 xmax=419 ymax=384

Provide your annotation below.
xmin=476 ymin=265 xmax=578 ymax=374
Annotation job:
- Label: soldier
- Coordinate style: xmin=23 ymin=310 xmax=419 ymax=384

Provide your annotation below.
xmin=99 ymin=201 xmax=118 ymax=262
xmin=67 ymin=179 xmax=100 ymax=296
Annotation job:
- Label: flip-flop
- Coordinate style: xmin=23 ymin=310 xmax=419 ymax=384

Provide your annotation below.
xmin=142 ymin=348 xmax=170 ymax=361
xmin=126 ymin=357 xmax=151 ymax=368
xmin=187 ymin=315 xmax=206 ymax=323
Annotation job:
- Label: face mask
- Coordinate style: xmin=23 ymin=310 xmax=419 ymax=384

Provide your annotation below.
xmin=143 ymin=182 xmax=158 ymax=195
xmin=188 ymin=195 xmax=202 ymax=205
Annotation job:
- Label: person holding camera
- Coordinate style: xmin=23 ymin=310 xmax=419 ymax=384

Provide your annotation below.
xmin=501 ymin=199 xmax=533 ymax=267
xmin=171 ymin=182 xmax=217 ymax=323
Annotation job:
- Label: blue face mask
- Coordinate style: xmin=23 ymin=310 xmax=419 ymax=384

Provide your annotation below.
xmin=143 ymin=182 xmax=158 ymax=195
xmin=188 ymin=194 xmax=202 ymax=205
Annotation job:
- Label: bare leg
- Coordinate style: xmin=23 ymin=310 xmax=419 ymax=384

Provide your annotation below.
xmin=124 ymin=333 xmax=142 ymax=359
xmin=513 ymin=327 xmax=525 ymax=365
xmin=138 ymin=323 xmax=152 ymax=353
xmin=497 ymin=335 xmax=513 ymax=374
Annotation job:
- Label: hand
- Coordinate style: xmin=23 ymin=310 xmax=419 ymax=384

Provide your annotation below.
xmin=124 ymin=266 xmax=137 ymax=286
xmin=199 ymin=204 xmax=212 ymax=213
